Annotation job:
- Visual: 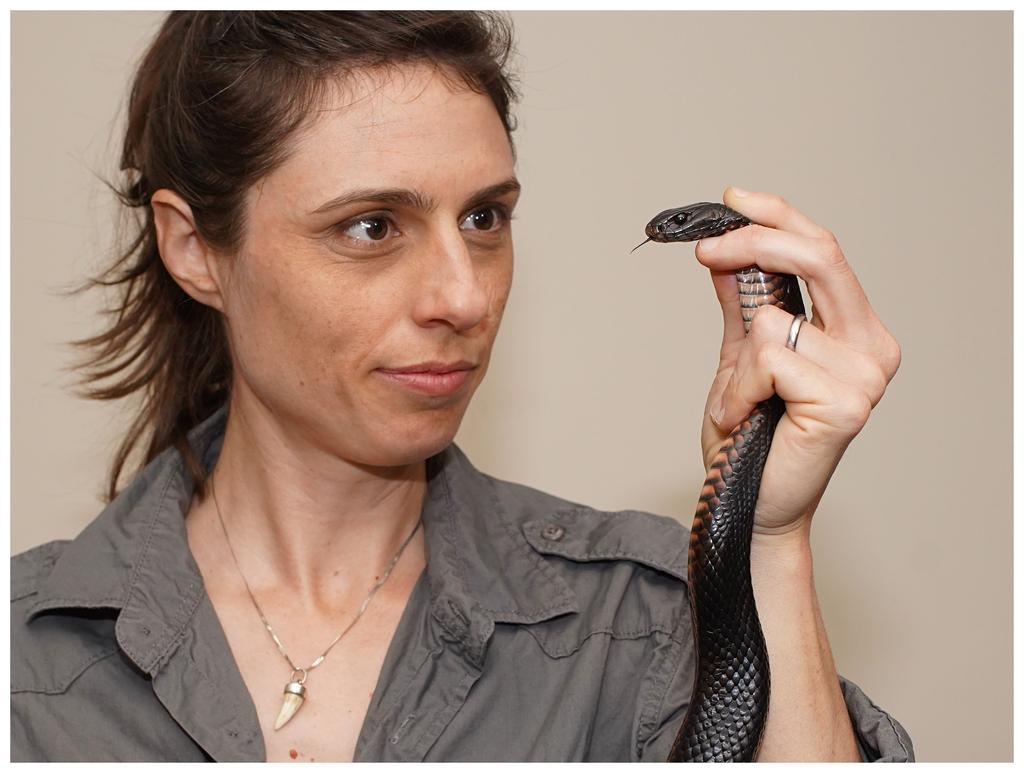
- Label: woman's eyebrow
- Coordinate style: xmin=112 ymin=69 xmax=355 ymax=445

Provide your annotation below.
xmin=308 ymin=177 xmax=521 ymax=216
xmin=462 ymin=178 xmax=521 ymax=211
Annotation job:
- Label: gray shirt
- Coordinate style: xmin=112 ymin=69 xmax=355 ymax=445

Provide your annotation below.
xmin=11 ymin=406 xmax=914 ymax=761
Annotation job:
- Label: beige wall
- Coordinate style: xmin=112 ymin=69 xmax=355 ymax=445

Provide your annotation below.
xmin=11 ymin=11 xmax=1011 ymax=761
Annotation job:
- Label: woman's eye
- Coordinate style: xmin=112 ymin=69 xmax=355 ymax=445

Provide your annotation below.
xmin=334 ymin=206 xmax=510 ymax=249
xmin=460 ymin=206 xmax=507 ymax=232
xmin=340 ymin=216 xmax=393 ymax=243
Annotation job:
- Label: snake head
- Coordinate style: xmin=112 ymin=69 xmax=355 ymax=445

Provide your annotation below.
xmin=644 ymin=202 xmax=752 ymax=243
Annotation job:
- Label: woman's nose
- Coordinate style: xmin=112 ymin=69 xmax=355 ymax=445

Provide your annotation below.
xmin=413 ymin=232 xmax=490 ymax=332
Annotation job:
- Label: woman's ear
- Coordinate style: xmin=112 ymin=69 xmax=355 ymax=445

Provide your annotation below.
xmin=150 ymin=188 xmax=227 ymax=312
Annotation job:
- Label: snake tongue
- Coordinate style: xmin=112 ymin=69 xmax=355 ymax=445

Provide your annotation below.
xmin=630 ymin=238 xmax=651 ymax=253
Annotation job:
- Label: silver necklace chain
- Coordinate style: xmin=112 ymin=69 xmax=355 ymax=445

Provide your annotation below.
xmin=209 ymin=478 xmax=422 ymax=680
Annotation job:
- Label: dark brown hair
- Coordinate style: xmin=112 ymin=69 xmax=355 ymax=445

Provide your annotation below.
xmin=72 ymin=11 xmax=519 ymax=502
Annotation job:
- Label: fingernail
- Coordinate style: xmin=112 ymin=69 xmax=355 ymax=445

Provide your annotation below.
xmin=699 ymin=237 xmax=718 ymax=253
xmin=710 ymin=397 xmax=725 ymax=427
xmin=731 ymin=186 xmax=750 ymax=197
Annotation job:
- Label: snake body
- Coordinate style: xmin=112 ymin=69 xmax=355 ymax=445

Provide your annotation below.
xmin=639 ymin=202 xmax=805 ymax=762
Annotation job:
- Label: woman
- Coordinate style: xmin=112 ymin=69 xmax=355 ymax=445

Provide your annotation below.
xmin=11 ymin=11 xmax=913 ymax=762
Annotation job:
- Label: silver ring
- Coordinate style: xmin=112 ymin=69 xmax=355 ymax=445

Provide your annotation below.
xmin=786 ymin=313 xmax=807 ymax=351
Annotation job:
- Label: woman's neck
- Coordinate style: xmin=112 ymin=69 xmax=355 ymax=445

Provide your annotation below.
xmin=191 ymin=391 xmax=428 ymax=606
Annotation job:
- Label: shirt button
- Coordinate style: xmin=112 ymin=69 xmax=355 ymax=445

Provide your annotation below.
xmin=541 ymin=523 xmax=565 ymax=541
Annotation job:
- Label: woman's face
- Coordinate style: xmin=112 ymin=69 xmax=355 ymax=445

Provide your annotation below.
xmin=220 ymin=63 xmax=519 ymax=467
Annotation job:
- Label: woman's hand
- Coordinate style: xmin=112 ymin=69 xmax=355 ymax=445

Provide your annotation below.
xmin=695 ymin=187 xmax=901 ymax=541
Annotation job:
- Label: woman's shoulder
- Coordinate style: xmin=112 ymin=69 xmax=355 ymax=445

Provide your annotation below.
xmin=11 ymin=539 xmax=70 ymax=603
xmin=474 ymin=470 xmax=692 ymax=663
xmin=11 ymin=538 xmax=122 ymax=696
xmin=484 ymin=471 xmax=689 ymax=582
xmin=442 ymin=441 xmax=690 ymax=629
xmin=442 ymin=443 xmax=690 ymax=588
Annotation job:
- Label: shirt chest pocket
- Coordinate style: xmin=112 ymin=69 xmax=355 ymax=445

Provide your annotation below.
xmin=519 ymin=507 xmax=691 ymax=659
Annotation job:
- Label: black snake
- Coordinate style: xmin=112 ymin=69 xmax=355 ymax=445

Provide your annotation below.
xmin=636 ymin=202 xmax=806 ymax=762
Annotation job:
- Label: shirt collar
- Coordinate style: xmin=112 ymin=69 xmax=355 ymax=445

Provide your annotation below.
xmin=26 ymin=405 xmax=577 ymax=672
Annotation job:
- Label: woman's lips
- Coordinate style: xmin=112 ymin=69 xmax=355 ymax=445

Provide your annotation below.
xmin=376 ymin=368 xmax=474 ymax=396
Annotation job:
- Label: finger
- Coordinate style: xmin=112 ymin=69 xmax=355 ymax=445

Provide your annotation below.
xmin=710 ymin=269 xmax=746 ymax=348
xmin=696 ymin=223 xmax=873 ymax=341
xmin=722 ymin=187 xmax=831 ymax=239
xmin=711 ymin=337 xmax=872 ymax=441
xmin=742 ymin=304 xmax=892 ymax=406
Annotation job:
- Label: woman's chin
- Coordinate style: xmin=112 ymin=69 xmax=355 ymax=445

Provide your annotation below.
xmin=359 ymin=414 xmax=465 ymax=468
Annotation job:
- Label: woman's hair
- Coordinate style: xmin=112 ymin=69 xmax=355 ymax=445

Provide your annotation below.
xmin=72 ymin=11 xmax=519 ymax=503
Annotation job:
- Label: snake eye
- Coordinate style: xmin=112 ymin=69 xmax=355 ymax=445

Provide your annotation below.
xmin=673 ymin=213 xmax=688 ymax=225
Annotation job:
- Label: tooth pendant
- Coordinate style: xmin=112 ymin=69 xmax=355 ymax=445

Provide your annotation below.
xmin=275 ymin=680 xmax=306 ymax=730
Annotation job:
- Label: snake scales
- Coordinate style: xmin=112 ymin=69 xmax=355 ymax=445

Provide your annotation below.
xmin=637 ymin=202 xmax=806 ymax=762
